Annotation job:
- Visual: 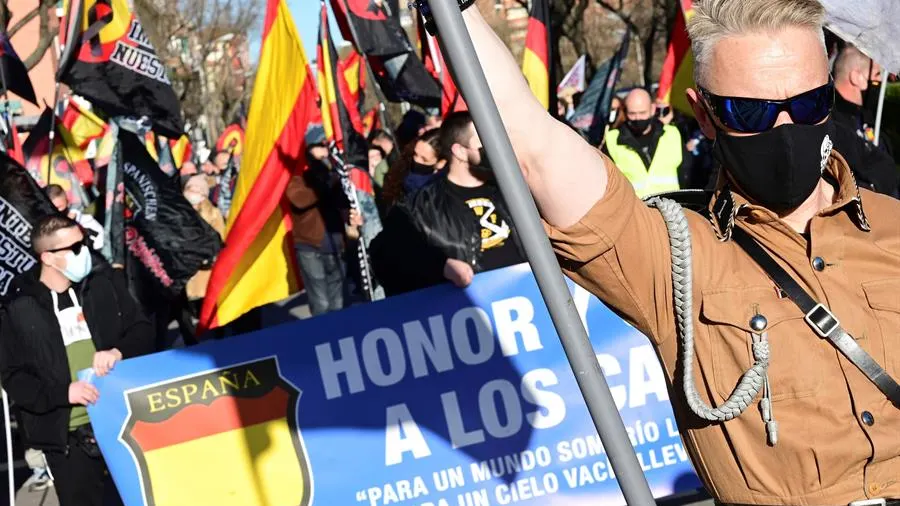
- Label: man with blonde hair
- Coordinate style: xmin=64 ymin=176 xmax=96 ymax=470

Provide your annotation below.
xmin=446 ymin=0 xmax=900 ymax=503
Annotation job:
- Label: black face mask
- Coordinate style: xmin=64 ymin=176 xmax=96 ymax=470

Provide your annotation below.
xmin=713 ymin=118 xmax=836 ymax=212
xmin=626 ymin=118 xmax=652 ymax=135
xmin=410 ymin=161 xmax=437 ymax=175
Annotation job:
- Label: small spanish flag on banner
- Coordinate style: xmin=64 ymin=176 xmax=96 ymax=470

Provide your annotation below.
xmin=522 ymin=0 xmax=551 ymax=110
xmin=656 ymin=0 xmax=695 ymax=117
xmin=121 ymin=358 xmax=311 ymax=505
xmin=199 ymin=0 xmax=317 ymax=332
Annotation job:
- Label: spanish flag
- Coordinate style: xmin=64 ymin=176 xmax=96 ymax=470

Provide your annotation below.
xmin=168 ymin=134 xmax=192 ymax=169
xmin=317 ymin=1 xmax=367 ymax=163
xmin=656 ymin=0 xmax=695 ymax=117
xmin=59 ymin=98 xmax=108 ymax=149
xmin=522 ymin=0 xmax=551 ymax=110
xmin=198 ymin=0 xmax=317 ymax=332
xmin=338 ymin=50 xmax=366 ymax=133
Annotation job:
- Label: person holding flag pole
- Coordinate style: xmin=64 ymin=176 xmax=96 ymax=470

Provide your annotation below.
xmin=421 ymin=0 xmax=900 ymax=504
xmin=415 ymin=1 xmax=656 ymax=504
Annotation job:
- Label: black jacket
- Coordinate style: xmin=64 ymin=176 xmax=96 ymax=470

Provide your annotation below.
xmin=0 ymin=254 xmax=153 ymax=451
xmin=831 ymin=94 xmax=898 ymax=198
xmin=370 ymin=172 xmax=522 ymax=296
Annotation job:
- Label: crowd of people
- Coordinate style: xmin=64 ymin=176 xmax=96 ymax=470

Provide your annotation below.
xmin=0 ymin=0 xmax=897 ymax=503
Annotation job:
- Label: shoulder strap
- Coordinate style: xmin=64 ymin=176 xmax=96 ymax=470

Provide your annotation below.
xmin=730 ymin=225 xmax=900 ymax=406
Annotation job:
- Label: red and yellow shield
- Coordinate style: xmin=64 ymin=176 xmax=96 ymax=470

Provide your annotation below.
xmin=121 ymin=358 xmax=311 ymax=506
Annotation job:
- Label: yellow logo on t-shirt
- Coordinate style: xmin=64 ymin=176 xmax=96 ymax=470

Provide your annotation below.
xmin=465 ymin=197 xmax=510 ymax=250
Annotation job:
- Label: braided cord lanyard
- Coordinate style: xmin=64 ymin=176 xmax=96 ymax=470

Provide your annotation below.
xmin=646 ymin=197 xmax=778 ymax=445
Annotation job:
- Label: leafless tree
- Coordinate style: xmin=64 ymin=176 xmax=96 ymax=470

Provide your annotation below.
xmin=134 ymin=0 xmax=259 ymax=139
xmin=0 ymin=0 xmax=59 ymax=69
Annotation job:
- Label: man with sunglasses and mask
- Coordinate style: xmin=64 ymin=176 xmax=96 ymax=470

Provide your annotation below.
xmin=442 ymin=0 xmax=900 ymax=503
xmin=0 ymin=215 xmax=153 ymax=505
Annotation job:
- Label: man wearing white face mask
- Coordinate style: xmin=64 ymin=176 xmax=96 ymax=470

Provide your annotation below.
xmin=0 ymin=215 xmax=153 ymax=506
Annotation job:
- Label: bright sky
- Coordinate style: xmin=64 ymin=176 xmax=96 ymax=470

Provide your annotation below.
xmin=248 ymin=0 xmax=346 ymax=64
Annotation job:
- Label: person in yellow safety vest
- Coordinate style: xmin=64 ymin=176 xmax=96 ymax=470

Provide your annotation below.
xmin=603 ymin=88 xmax=692 ymax=198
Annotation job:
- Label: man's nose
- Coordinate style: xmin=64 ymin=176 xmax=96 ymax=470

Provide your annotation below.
xmin=772 ymin=110 xmax=793 ymax=128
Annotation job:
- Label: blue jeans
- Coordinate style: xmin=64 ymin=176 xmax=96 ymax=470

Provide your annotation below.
xmin=296 ymin=247 xmax=345 ymax=316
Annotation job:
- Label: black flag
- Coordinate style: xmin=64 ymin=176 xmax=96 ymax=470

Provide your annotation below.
xmin=57 ymin=0 xmax=184 ymax=138
xmin=0 ymin=153 xmax=58 ymax=301
xmin=330 ymin=0 xmax=409 ymax=56
xmin=569 ymin=31 xmax=630 ymax=145
xmin=117 ymin=130 xmax=220 ymax=301
xmin=330 ymin=0 xmax=440 ymax=108
xmin=0 ymin=34 xmax=37 ymax=105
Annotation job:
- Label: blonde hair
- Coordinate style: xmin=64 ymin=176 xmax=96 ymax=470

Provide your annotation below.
xmin=687 ymin=0 xmax=827 ymax=87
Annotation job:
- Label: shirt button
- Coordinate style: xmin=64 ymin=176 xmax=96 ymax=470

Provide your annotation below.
xmin=861 ymin=411 xmax=875 ymax=426
xmin=812 ymin=257 xmax=825 ymax=271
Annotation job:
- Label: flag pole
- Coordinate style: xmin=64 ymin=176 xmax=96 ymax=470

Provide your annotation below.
xmin=426 ymin=3 xmax=656 ymax=505
xmin=335 ymin=0 xmax=391 ymax=133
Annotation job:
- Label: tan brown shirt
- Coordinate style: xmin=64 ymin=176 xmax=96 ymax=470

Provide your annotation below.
xmin=546 ymin=153 xmax=899 ymax=505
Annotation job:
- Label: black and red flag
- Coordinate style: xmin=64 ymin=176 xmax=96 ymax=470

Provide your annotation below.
xmin=56 ymin=0 xmax=184 ymax=138
xmin=0 ymin=34 xmax=36 ymax=105
xmin=416 ymin=13 xmax=465 ymax=116
xmin=329 ymin=0 xmax=409 ymax=56
xmin=317 ymin=1 xmax=368 ymax=165
xmin=522 ymin=0 xmax=553 ymax=111
xmin=330 ymin=0 xmax=440 ymax=109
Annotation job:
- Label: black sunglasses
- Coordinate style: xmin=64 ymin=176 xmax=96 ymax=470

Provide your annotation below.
xmin=699 ymin=80 xmax=834 ymax=133
xmin=46 ymin=239 xmax=87 ymax=256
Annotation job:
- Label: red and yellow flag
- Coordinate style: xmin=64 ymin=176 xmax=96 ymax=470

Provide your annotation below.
xmin=59 ymin=98 xmax=108 ymax=149
xmin=657 ymin=0 xmax=695 ymax=117
xmin=216 ymin=124 xmax=245 ymax=157
xmin=199 ymin=0 xmax=318 ymax=332
xmin=522 ymin=0 xmax=550 ymax=110
xmin=316 ymin=2 xmax=367 ymax=161
xmin=338 ymin=50 xmax=365 ymax=133
xmin=168 ymin=134 xmax=192 ymax=169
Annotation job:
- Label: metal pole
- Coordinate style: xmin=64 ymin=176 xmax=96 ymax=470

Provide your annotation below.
xmin=2 ymin=389 xmax=15 ymax=506
xmin=427 ymin=3 xmax=656 ymax=505
xmin=873 ymin=78 xmax=887 ymax=147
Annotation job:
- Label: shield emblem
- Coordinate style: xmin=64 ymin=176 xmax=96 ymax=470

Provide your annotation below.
xmin=120 ymin=357 xmax=311 ymax=506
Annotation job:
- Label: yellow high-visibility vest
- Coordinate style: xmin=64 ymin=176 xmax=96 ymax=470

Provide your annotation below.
xmin=605 ymin=124 xmax=682 ymax=198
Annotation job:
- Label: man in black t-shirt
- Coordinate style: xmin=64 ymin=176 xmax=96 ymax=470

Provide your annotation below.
xmin=370 ymin=112 xmax=525 ymax=295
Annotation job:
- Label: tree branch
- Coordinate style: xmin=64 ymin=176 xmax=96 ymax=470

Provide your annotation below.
xmin=24 ymin=1 xmax=54 ymax=69
xmin=8 ymin=5 xmax=40 ymax=37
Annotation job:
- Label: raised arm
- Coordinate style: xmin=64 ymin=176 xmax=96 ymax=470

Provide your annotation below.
xmin=460 ymin=7 xmax=608 ymax=228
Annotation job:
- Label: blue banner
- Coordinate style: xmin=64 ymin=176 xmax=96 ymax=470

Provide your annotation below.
xmin=85 ymin=264 xmax=700 ymax=506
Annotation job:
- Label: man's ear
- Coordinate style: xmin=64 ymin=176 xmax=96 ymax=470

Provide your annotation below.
xmin=450 ymin=143 xmax=466 ymax=162
xmin=687 ymin=88 xmax=716 ymax=140
xmin=849 ymin=69 xmax=868 ymax=91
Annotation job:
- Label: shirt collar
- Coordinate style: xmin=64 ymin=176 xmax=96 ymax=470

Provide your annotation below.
xmin=707 ymin=151 xmax=870 ymax=239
